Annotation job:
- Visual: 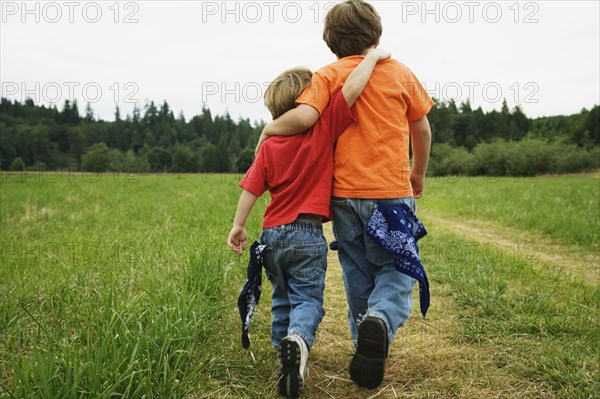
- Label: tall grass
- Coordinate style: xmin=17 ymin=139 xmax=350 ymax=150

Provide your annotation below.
xmin=1 ymin=172 xmax=263 ymax=398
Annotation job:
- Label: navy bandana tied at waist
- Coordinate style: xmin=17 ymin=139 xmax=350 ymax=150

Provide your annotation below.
xmin=366 ymin=204 xmax=430 ymax=317
xmin=237 ymin=241 xmax=267 ymax=349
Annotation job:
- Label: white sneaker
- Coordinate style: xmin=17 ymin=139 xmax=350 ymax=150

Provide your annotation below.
xmin=278 ymin=334 xmax=308 ymax=398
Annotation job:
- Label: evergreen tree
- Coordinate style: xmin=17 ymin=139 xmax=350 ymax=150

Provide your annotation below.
xmin=512 ymin=106 xmax=530 ymax=139
xmin=85 ymin=102 xmax=94 ymax=122
xmin=60 ymin=100 xmax=80 ymax=125
xmin=130 ymin=105 xmax=144 ymax=152
xmin=216 ymin=137 xmax=232 ymax=172
xmin=143 ymin=101 xmax=158 ymax=128
xmin=67 ymin=127 xmax=85 ymax=165
xmin=236 ymin=148 xmax=255 ymax=173
xmin=31 ymin=124 xmax=55 ymax=167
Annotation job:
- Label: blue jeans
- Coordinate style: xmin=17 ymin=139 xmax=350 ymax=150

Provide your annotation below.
xmin=259 ymin=220 xmax=328 ymax=351
xmin=332 ymin=197 xmax=417 ymax=345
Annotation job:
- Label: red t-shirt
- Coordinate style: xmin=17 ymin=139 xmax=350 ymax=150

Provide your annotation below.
xmin=240 ymin=91 xmax=357 ymax=229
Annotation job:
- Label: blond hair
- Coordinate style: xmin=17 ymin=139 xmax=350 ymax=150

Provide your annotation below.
xmin=264 ymin=67 xmax=313 ymax=120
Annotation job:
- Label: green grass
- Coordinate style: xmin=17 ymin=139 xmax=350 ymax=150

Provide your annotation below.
xmin=420 ymin=175 xmax=600 ymax=252
xmin=417 ymin=175 xmax=600 ymax=397
xmin=1 ymin=172 xmax=598 ymax=398
xmin=1 ymin=172 xmax=265 ymax=398
xmin=420 ymin=228 xmax=599 ymax=398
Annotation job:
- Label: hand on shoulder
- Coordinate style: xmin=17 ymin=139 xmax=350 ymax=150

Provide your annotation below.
xmin=366 ymin=47 xmax=391 ymax=62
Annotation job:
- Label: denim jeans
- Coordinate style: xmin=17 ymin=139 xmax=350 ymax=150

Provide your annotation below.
xmin=332 ymin=197 xmax=417 ymax=346
xmin=259 ymin=220 xmax=328 ymax=350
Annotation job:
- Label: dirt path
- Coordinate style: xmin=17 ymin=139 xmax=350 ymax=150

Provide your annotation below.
xmin=420 ymin=209 xmax=599 ymax=285
xmin=301 ymin=224 xmax=527 ymax=399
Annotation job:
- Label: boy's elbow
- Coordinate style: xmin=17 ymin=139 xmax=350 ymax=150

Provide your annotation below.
xmin=409 ymin=116 xmax=431 ymax=136
xmin=341 ymin=87 xmax=359 ymax=108
xmin=297 ymin=105 xmax=320 ymax=130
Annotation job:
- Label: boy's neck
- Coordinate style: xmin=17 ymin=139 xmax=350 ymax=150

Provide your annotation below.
xmin=335 ymin=45 xmax=379 ymax=60
xmin=361 ymin=43 xmax=379 ymax=56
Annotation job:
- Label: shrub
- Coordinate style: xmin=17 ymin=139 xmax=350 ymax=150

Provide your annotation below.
xmin=9 ymin=157 xmax=25 ymax=171
xmin=430 ymin=144 xmax=476 ymax=176
xmin=81 ymin=143 xmax=110 ymax=172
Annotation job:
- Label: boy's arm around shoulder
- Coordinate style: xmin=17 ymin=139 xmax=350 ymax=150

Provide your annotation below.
xmin=341 ymin=47 xmax=390 ymax=107
xmin=255 ymin=105 xmax=319 ymax=155
xmin=264 ymin=104 xmax=320 ymax=136
xmin=256 ymin=48 xmax=391 ymax=153
xmin=321 ymin=48 xmax=391 ymax=140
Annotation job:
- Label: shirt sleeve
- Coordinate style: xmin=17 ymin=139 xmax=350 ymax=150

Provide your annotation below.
xmin=314 ymin=90 xmax=358 ymax=142
xmin=402 ymin=68 xmax=435 ymax=122
xmin=295 ymin=72 xmax=332 ymax=115
xmin=239 ymin=148 xmax=268 ymax=197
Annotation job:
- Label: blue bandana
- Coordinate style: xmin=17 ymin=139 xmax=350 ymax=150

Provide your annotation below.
xmin=237 ymin=241 xmax=268 ymax=349
xmin=366 ymin=204 xmax=429 ymax=317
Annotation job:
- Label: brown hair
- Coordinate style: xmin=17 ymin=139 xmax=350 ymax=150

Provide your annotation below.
xmin=264 ymin=67 xmax=313 ymax=120
xmin=323 ymin=0 xmax=382 ymax=58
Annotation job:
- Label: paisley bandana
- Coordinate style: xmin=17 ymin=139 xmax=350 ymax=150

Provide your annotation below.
xmin=366 ymin=204 xmax=429 ymax=317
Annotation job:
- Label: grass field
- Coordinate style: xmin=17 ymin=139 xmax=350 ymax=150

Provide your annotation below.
xmin=1 ymin=172 xmax=598 ymax=398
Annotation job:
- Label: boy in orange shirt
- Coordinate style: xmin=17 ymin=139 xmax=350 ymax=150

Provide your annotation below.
xmin=255 ymin=0 xmax=434 ymax=390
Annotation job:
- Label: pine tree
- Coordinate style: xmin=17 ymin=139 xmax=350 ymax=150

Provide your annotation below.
xmin=85 ymin=102 xmax=94 ymax=122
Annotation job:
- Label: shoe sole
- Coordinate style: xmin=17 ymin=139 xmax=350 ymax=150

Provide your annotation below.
xmin=279 ymin=339 xmax=304 ymax=398
xmin=349 ymin=317 xmax=387 ymax=389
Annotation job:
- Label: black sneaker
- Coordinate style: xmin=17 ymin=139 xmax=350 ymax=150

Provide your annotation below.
xmin=278 ymin=334 xmax=308 ymax=398
xmin=349 ymin=316 xmax=388 ymax=389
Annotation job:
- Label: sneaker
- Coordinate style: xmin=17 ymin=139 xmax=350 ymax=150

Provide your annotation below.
xmin=278 ymin=334 xmax=309 ymax=398
xmin=349 ymin=316 xmax=388 ymax=389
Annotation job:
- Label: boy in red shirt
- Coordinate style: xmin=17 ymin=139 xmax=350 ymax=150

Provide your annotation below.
xmin=255 ymin=0 xmax=434 ymax=391
xmin=228 ymin=48 xmax=390 ymax=398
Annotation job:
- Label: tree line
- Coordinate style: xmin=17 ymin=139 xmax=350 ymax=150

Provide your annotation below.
xmin=0 ymin=97 xmax=598 ymax=176
xmin=0 ymin=98 xmax=261 ymax=174
xmin=427 ymin=99 xmax=599 ymax=176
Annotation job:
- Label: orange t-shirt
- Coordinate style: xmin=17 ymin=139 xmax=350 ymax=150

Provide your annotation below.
xmin=296 ymin=56 xmax=434 ymax=199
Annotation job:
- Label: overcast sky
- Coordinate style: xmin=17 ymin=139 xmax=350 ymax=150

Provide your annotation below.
xmin=1 ymin=0 xmax=599 ymax=124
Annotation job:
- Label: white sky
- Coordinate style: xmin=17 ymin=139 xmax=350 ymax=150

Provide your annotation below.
xmin=1 ymin=0 xmax=599 ymax=124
